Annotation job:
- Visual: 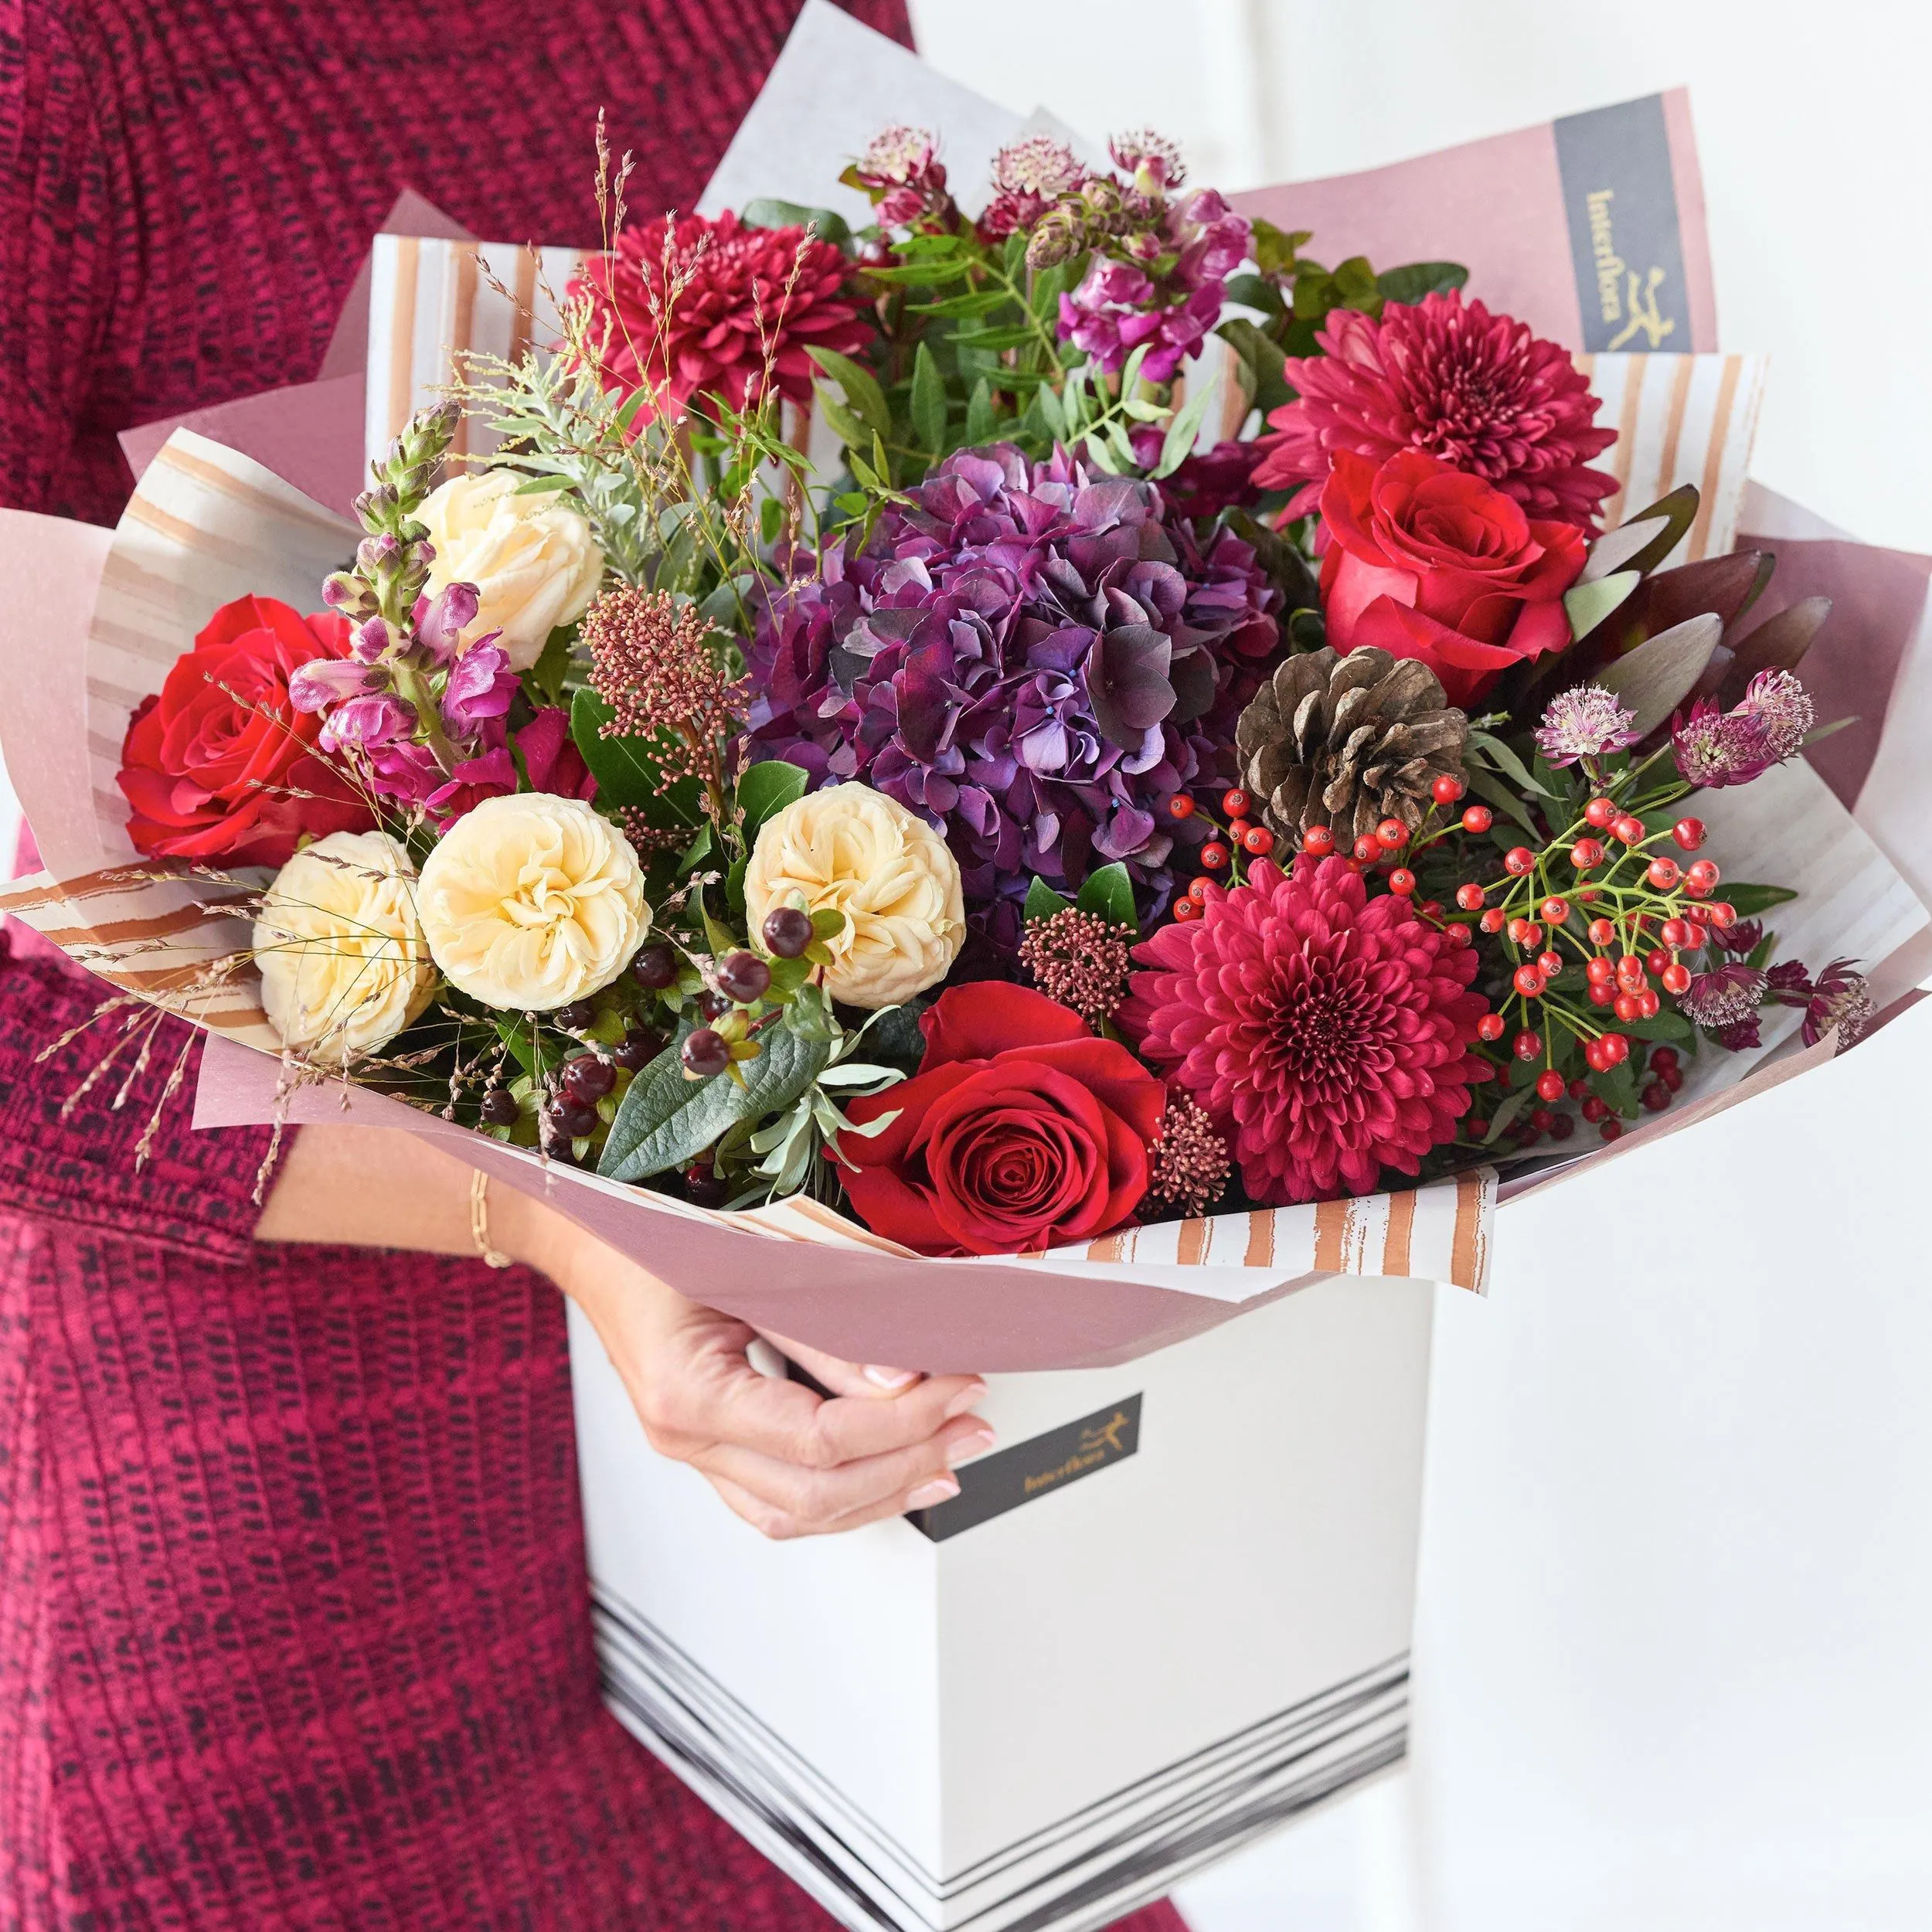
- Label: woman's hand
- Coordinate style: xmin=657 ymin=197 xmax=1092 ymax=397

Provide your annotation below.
xmin=257 ymin=1123 xmax=993 ymax=1538
xmin=541 ymin=1226 xmax=993 ymax=1539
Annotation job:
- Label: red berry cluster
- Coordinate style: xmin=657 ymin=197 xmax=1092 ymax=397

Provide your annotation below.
xmin=1167 ymin=787 xmax=1280 ymax=919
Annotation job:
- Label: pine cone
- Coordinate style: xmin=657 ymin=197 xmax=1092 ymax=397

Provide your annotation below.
xmin=1235 ymin=648 xmax=1468 ymax=847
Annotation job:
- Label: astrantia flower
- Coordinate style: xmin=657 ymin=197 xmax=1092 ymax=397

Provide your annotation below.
xmin=1801 ymin=958 xmax=1873 ymax=1048
xmin=1679 ymin=961 xmax=1769 ymax=1030
xmin=1117 ymin=854 xmax=1492 ymax=1204
xmin=980 ymin=134 xmax=1087 ymax=239
xmin=1672 ymin=669 xmax=1815 ymax=788
xmin=1251 ymin=291 xmax=1618 ymax=527
xmin=744 ymin=444 xmax=1283 ymax=946
xmin=852 ymin=124 xmax=953 ymax=231
xmin=574 ymin=211 xmax=872 ymax=422
xmin=1534 ymin=685 xmax=1641 ymax=766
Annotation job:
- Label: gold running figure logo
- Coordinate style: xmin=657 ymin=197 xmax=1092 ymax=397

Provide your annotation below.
xmin=1608 ymin=267 xmax=1675 ymax=349
xmin=1079 ymin=1411 xmax=1131 ymax=1455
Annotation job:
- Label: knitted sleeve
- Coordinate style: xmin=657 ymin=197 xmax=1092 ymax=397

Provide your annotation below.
xmin=0 ymin=932 xmax=273 ymax=1261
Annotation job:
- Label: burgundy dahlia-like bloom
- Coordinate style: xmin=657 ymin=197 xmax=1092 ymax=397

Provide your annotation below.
xmin=1251 ymin=291 xmax=1619 ymax=527
xmin=574 ymin=210 xmax=872 ymax=422
xmin=1117 ymin=855 xmax=1492 ymax=1204
xmin=1672 ymin=668 xmax=1816 ymax=788
xmin=746 ymin=444 xmax=1283 ymax=947
xmin=1533 ymin=684 xmax=1641 ymax=767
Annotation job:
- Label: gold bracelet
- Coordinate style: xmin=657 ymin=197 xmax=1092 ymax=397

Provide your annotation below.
xmin=468 ymin=1168 xmax=515 ymax=1270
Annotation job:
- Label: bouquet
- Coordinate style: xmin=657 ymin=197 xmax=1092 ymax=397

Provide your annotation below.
xmin=6 ymin=113 xmax=1925 ymax=1370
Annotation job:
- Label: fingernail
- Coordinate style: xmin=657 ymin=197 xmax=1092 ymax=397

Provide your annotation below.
xmin=864 ymin=1365 xmax=919 ymax=1390
xmin=943 ymin=1379 xmax=988 ymax=1420
xmin=906 ymin=1478 xmax=958 ymax=1510
xmin=946 ymin=1428 xmax=996 ymax=1468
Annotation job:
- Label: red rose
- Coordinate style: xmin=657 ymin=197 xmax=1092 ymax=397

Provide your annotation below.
xmin=1319 ymin=449 xmax=1587 ymax=706
xmin=840 ymin=984 xmax=1167 ymax=1258
xmin=117 ymin=595 xmax=375 ymax=864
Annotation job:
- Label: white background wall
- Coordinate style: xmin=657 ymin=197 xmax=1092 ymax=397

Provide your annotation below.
xmin=903 ymin=5 xmax=1932 ymax=1929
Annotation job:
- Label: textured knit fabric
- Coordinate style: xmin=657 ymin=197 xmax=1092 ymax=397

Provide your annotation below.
xmin=0 ymin=5 xmax=1192 ymax=1927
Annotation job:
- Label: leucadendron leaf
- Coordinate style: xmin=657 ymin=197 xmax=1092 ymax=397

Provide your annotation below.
xmin=1595 ymin=612 xmax=1723 ymax=736
xmin=597 ymin=1019 xmax=832 ymax=1184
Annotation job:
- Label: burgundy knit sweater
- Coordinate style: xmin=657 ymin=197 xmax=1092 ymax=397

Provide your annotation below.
xmin=0 ymin=4 xmax=1189 ymax=1927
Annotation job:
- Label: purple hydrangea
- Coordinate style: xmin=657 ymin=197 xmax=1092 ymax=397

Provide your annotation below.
xmin=745 ymin=444 xmax=1283 ymax=946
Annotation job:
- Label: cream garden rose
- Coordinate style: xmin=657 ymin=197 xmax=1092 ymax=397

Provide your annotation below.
xmin=417 ymin=469 xmax=604 ymax=671
xmin=254 ymin=831 xmax=436 ymax=1066
xmin=744 ymin=784 xmax=964 ymax=1009
xmin=417 ymin=793 xmax=648 ymax=1012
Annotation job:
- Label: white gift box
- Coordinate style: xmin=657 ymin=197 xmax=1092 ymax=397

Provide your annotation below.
xmin=569 ymin=1270 xmax=1435 ymax=1932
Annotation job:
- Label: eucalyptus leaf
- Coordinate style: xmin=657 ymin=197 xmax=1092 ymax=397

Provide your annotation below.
xmin=1595 ymin=612 xmax=1723 ymax=735
xmin=513 ymin=472 xmax=577 ymax=495
xmin=597 ymin=1021 xmax=832 ymax=1183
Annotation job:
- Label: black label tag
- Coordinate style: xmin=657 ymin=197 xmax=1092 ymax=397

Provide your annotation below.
xmin=1553 ymin=94 xmax=1689 ymax=353
xmin=906 ymin=1395 xmax=1142 ymax=1543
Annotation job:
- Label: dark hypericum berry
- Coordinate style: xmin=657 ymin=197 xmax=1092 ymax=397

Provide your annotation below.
xmin=545 ymin=1097 xmax=600 ymax=1141
xmin=563 ymin=1055 xmax=616 ymax=1104
xmin=1641 ymin=1080 xmax=1673 ymax=1113
xmin=696 ymin=989 xmax=732 ymax=1021
xmin=762 ymin=906 xmax=815 ymax=958
xmin=556 ymin=999 xmax=597 ymax=1031
xmin=683 ymin=1165 xmax=730 ymax=1209
xmin=682 ymin=1028 xmax=730 ymax=1078
xmin=1599 ymin=1118 xmax=1624 ymax=1142
xmin=480 ymin=1088 xmax=520 ymax=1126
xmin=631 ymin=941 xmax=678 ymax=990
xmin=718 ymin=951 xmax=773 ymax=1003
xmin=611 ymin=1026 xmax=664 ymax=1070
xmin=1548 ymin=1111 xmax=1577 ymax=1141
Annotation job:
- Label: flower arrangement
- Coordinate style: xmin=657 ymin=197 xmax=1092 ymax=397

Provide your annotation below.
xmin=106 ymin=123 xmax=1863 ymax=1257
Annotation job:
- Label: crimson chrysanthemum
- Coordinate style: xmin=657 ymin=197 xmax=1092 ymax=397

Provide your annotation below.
xmin=1117 ymin=855 xmax=1492 ymax=1204
xmin=1251 ymin=291 xmax=1618 ymax=529
xmin=573 ymin=210 xmax=872 ymax=421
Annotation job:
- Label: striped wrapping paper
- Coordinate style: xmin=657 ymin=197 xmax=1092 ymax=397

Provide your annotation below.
xmin=722 ymin=1167 xmax=1494 ymax=1297
xmin=365 ymin=234 xmax=587 ymax=465
xmin=1575 ymin=351 xmax=1767 ymax=560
